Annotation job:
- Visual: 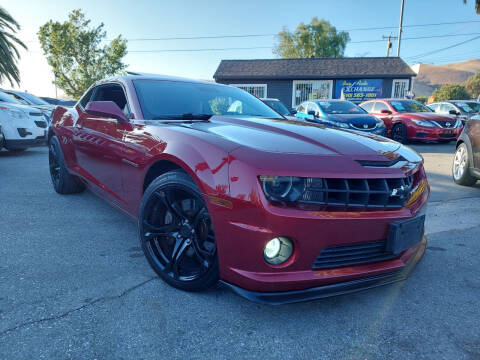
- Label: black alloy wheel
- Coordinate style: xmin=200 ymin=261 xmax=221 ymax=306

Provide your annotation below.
xmin=391 ymin=123 xmax=408 ymax=144
xmin=48 ymin=136 xmax=85 ymax=194
xmin=139 ymin=171 xmax=218 ymax=291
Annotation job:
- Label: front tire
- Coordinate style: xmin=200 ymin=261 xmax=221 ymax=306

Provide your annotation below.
xmin=391 ymin=123 xmax=408 ymax=144
xmin=139 ymin=170 xmax=219 ymax=291
xmin=48 ymin=136 xmax=85 ymax=194
xmin=452 ymin=143 xmax=477 ymax=186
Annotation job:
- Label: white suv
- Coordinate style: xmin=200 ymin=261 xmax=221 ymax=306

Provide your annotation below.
xmin=0 ymin=91 xmax=48 ymax=152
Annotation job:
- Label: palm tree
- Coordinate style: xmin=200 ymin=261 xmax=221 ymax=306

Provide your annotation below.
xmin=0 ymin=7 xmax=27 ymax=86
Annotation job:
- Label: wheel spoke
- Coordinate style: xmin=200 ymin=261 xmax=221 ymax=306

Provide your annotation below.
xmin=143 ymin=220 xmax=178 ymax=241
xmin=190 ymin=237 xmax=211 ymax=269
xmin=166 ymin=236 xmax=190 ymax=278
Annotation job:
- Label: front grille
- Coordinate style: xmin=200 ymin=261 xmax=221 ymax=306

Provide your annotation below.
xmin=34 ymin=120 xmax=47 ymax=128
xmin=312 ymin=240 xmax=397 ymax=269
xmin=435 ymin=121 xmax=456 ymax=128
xmin=439 ymin=133 xmax=456 ymax=138
xmin=299 ymin=176 xmax=414 ymax=209
xmin=351 ymin=123 xmax=376 ymax=130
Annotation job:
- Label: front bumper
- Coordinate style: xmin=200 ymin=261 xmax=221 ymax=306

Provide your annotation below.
xmin=221 ymin=235 xmax=426 ymax=305
xmin=5 ymin=137 xmax=47 ymax=149
xmin=408 ymin=126 xmax=461 ymax=141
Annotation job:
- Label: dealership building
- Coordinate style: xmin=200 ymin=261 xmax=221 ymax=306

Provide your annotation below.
xmin=213 ymin=57 xmax=416 ymax=108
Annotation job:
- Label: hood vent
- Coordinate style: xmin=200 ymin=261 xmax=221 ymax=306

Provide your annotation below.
xmin=356 ymin=156 xmax=407 ymax=168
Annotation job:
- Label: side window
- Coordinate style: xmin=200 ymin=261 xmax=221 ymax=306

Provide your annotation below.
xmin=428 ymin=103 xmax=439 ymax=112
xmin=307 ymin=103 xmax=318 ymax=115
xmin=373 ymin=102 xmax=389 ymax=113
xmin=440 ymin=103 xmax=455 ymax=114
xmin=79 ymin=88 xmax=94 ymax=108
xmin=91 ymin=83 xmax=130 ymax=117
xmin=361 ymin=101 xmax=374 ymax=112
xmin=297 ymin=103 xmax=306 ymax=113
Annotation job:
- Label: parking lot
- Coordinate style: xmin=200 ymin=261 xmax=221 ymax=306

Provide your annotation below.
xmin=0 ymin=144 xmax=479 ymax=360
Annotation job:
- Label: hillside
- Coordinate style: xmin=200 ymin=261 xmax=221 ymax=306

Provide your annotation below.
xmin=411 ymin=59 xmax=480 ymax=97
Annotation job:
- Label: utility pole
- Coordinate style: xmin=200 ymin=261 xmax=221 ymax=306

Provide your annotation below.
xmin=397 ymin=0 xmax=405 ymax=57
xmin=54 ymin=71 xmax=58 ymax=99
xmin=383 ymin=34 xmax=398 ymax=57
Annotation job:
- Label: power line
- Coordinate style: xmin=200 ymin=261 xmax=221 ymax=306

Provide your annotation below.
xmin=406 ymin=34 xmax=480 ymax=60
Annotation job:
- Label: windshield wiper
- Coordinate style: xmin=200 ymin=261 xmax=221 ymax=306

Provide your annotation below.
xmin=152 ymin=113 xmax=213 ymax=120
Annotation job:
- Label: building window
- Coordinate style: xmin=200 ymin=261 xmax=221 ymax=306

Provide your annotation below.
xmin=391 ymin=79 xmax=409 ymax=98
xmin=230 ymin=84 xmax=267 ymax=98
xmin=292 ymin=80 xmax=333 ymax=107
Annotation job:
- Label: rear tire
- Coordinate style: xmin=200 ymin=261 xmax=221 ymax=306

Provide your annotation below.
xmin=391 ymin=123 xmax=408 ymax=144
xmin=139 ymin=170 xmax=219 ymax=292
xmin=48 ymin=135 xmax=85 ymax=194
xmin=452 ymin=143 xmax=477 ymax=186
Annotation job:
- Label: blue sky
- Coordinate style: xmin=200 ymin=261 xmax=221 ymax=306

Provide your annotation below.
xmin=2 ymin=0 xmax=479 ymax=97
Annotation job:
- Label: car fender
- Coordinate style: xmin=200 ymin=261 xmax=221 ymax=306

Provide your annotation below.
xmin=456 ymin=131 xmax=475 ymax=170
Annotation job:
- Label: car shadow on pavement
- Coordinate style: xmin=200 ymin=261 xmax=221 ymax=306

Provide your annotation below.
xmin=0 ymin=147 xmax=48 ymax=158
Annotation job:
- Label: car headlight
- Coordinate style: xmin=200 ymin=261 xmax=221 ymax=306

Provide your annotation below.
xmin=412 ymin=119 xmax=435 ymax=127
xmin=322 ymin=118 xmax=349 ymax=128
xmin=259 ymin=176 xmax=306 ymax=202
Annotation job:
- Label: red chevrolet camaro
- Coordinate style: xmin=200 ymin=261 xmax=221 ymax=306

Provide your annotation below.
xmin=48 ymin=74 xmax=429 ymax=304
xmin=360 ymin=99 xmax=463 ymax=143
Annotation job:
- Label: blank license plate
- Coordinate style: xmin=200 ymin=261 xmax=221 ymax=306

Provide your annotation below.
xmin=386 ymin=215 xmax=425 ymax=254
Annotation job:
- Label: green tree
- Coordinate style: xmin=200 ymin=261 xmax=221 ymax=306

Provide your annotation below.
xmin=0 ymin=7 xmax=27 ymax=86
xmin=465 ymin=72 xmax=480 ymax=98
xmin=463 ymin=0 xmax=480 ymax=14
xmin=273 ymin=17 xmax=350 ymax=58
xmin=38 ymin=9 xmax=127 ymax=99
xmin=414 ymin=96 xmax=428 ymax=104
xmin=432 ymin=83 xmax=471 ymax=101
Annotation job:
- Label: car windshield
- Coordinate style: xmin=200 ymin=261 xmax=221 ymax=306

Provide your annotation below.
xmin=456 ymin=102 xmax=480 ymax=113
xmin=316 ymin=101 xmax=366 ymax=114
xmin=263 ymin=99 xmax=290 ymax=116
xmin=17 ymin=92 xmax=50 ymax=106
xmin=390 ymin=100 xmax=432 ymax=113
xmin=133 ymin=80 xmax=283 ymax=120
xmin=0 ymin=91 xmax=22 ymax=104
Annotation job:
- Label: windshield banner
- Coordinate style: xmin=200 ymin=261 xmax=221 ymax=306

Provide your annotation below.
xmin=335 ymin=79 xmax=383 ymax=103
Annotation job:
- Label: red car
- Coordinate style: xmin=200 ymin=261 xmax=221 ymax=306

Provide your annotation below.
xmin=48 ymin=75 xmax=429 ymax=304
xmin=360 ymin=99 xmax=462 ymax=143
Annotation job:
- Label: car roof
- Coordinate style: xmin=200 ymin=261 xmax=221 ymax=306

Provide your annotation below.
xmin=102 ymin=73 xmax=225 ymax=87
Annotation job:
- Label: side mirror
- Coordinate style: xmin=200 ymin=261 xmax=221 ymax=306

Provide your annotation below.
xmin=449 ymin=109 xmax=459 ymax=116
xmin=307 ymin=110 xmax=317 ymax=117
xmin=290 ymin=109 xmax=297 ymax=115
xmin=380 ymin=109 xmax=392 ymax=115
xmin=85 ymin=101 xmax=128 ymax=122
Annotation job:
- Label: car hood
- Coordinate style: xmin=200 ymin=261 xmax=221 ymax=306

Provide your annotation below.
xmin=0 ymin=103 xmax=42 ymax=114
xmin=325 ymin=113 xmax=378 ymax=126
xmin=183 ymin=116 xmax=420 ymax=163
xmin=397 ymin=112 xmax=455 ymax=121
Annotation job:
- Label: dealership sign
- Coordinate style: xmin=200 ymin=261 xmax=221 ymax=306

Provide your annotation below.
xmin=335 ymin=79 xmax=383 ymax=102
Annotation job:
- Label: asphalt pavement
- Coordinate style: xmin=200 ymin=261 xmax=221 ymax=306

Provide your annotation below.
xmin=0 ymin=144 xmax=479 ymax=360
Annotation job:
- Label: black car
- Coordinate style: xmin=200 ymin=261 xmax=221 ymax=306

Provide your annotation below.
xmin=429 ymin=100 xmax=480 ymax=124
xmin=453 ymin=115 xmax=480 ymax=186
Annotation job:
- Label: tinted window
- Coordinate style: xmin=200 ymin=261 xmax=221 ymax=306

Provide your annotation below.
xmin=440 ymin=103 xmax=456 ymax=113
xmin=457 ymin=102 xmax=480 ymax=113
xmin=373 ymin=102 xmax=389 ymax=112
xmin=79 ymin=88 xmax=94 ymax=108
xmin=0 ymin=91 xmax=21 ymax=104
xmin=262 ymin=99 xmax=290 ymax=116
xmin=316 ymin=101 xmax=365 ymax=114
xmin=360 ymin=102 xmax=374 ymax=112
xmin=390 ymin=100 xmax=431 ymax=113
xmin=92 ymin=84 xmax=128 ymax=111
xmin=133 ymin=80 xmax=282 ymax=120
xmin=17 ymin=92 xmax=50 ymax=105
xmin=428 ymin=103 xmax=439 ymax=111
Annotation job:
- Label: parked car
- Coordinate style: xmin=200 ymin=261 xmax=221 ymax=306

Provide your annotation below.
xmin=40 ymin=97 xmax=76 ymax=107
xmin=2 ymin=89 xmax=55 ymax=121
xmin=452 ymin=115 xmax=480 ymax=186
xmin=48 ymin=74 xmax=429 ymax=304
xmin=428 ymin=100 xmax=480 ymax=125
xmin=0 ymin=91 xmax=48 ymax=152
xmin=295 ymin=100 xmax=386 ymax=135
xmin=360 ymin=99 xmax=462 ymax=143
xmin=260 ymin=98 xmax=297 ymax=120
